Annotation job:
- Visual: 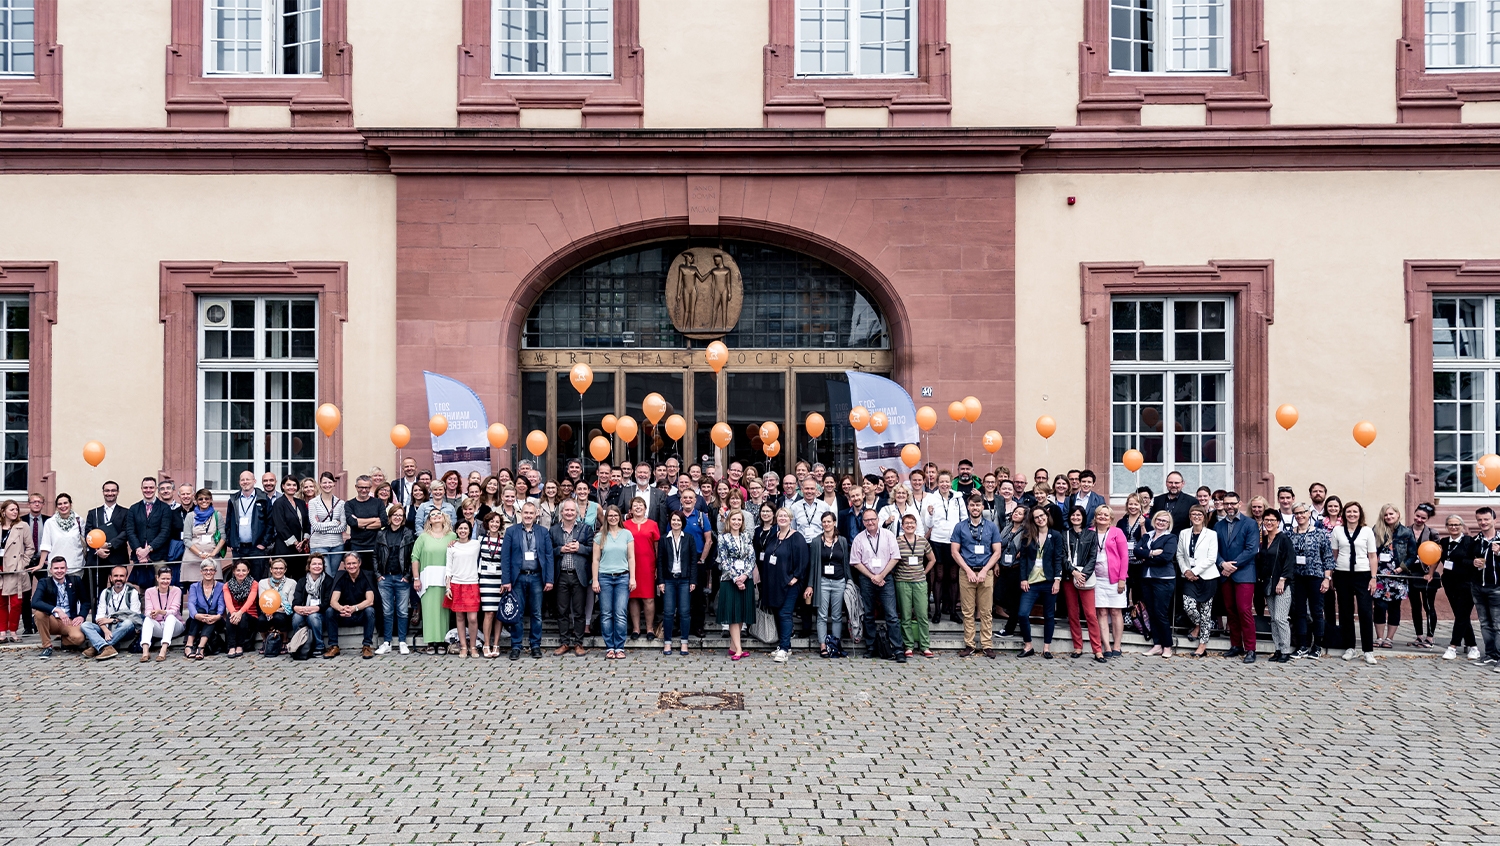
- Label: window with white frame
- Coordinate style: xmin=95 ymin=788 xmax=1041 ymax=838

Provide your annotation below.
xmin=797 ymin=0 xmax=915 ymax=78
xmin=1425 ymin=1 xmax=1500 ymax=70
xmin=1109 ymin=0 xmax=1229 ymax=74
xmin=206 ymin=0 xmax=322 ymax=76
xmin=1110 ymin=297 xmax=1232 ymax=496
xmin=1429 ymin=295 xmax=1500 ymax=493
xmin=0 ymin=0 xmax=33 ymax=77
xmin=198 ymin=297 xmax=317 ymax=492
xmin=493 ymin=0 xmax=612 ymax=77
xmin=0 ymin=299 xmax=27 ymax=493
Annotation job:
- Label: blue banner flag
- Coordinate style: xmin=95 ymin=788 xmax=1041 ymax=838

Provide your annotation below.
xmin=423 ymin=371 xmax=491 ymax=480
xmin=845 ymin=371 xmax=919 ymax=480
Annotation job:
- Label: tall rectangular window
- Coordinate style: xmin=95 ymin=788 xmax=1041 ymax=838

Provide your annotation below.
xmin=198 ymin=296 xmax=317 ymax=492
xmin=1430 ymin=295 xmax=1500 ymax=493
xmin=0 ymin=299 xmax=27 ymax=493
xmin=797 ymin=0 xmax=915 ymax=78
xmin=1109 ymin=0 xmax=1228 ymax=74
xmin=0 ymin=0 xmax=34 ymax=77
xmin=1426 ymin=1 xmax=1500 ymax=70
xmin=493 ymin=0 xmax=612 ymax=77
xmin=206 ymin=0 xmax=322 ymax=76
xmin=1110 ymin=296 xmax=1233 ymax=496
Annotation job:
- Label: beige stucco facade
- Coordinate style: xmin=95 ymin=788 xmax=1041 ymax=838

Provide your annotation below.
xmin=1016 ymin=169 xmax=1500 ymax=507
xmin=350 ymin=0 xmax=460 ymax=128
xmin=1267 ymin=0 xmax=1401 ymax=125
xmin=949 ymin=0 xmax=1079 ymax=128
xmin=0 ymin=173 xmax=397 ymax=496
xmin=641 ymin=0 xmax=766 ymax=128
xmin=58 ymin=0 xmax=170 ymax=128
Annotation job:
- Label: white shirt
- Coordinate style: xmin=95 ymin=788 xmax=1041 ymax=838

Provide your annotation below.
xmin=1329 ymin=525 xmax=1377 ymax=573
xmin=926 ymin=492 xmax=964 ymax=544
xmin=790 ymin=498 xmax=834 ymax=542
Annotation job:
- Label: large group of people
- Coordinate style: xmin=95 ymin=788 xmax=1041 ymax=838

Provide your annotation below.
xmin=5 ymin=453 xmax=1498 ymax=673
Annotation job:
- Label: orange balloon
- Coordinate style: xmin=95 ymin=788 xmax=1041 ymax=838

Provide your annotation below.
xmin=258 ymin=588 xmax=282 ymax=616
xmin=664 ymin=414 xmax=687 ymax=441
xmin=390 ymin=424 xmax=412 ymax=449
xmin=569 ymin=363 xmax=594 ymax=395
xmin=316 ymin=403 xmax=340 ymax=437
xmin=1036 ymin=416 xmax=1057 ymax=439
xmin=601 ymin=414 xmax=618 ymax=434
xmin=982 ymin=430 xmax=1003 ymax=454
xmin=589 ymin=436 xmax=612 ymax=462
xmin=849 ymin=406 xmax=869 ymax=430
xmin=525 ymin=430 xmax=549 ymax=456
xmin=870 ymin=411 xmax=889 ymax=434
xmin=1418 ymin=540 xmax=1442 ymax=567
xmin=760 ymin=421 xmax=780 ymax=444
xmin=900 ymin=444 xmax=921 ymax=468
xmin=86 ymin=529 xmax=106 ymax=550
xmin=710 ymin=422 xmax=733 ymax=449
xmin=947 ymin=401 xmax=966 ymax=422
xmin=487 ymin=423 xmax=509 ymax=449
xmin=642 ymin=393 xmax=667 ymax=425
xmin=1275 ymin=404 xmax=1298 ymax=431
xmin=1122 ymin=448 xmax=1144 ymax=473
xmin=82 ymin=440 xmax=105 ymax=467
xmin=1478 ymin=453 xmax=1500 ymax=491
xmin=916 ymin=406 xmax=937 ymax=432
xmin=705 ymin=341 xmax=729 ymax=373
xmin=962 ymin=396 xmax=982 ymax=424
xmin=429 ymin=415 xmax=448 ymax=438
xmin=1352 ymin=421 xmax=1377 ymax=449
xmin=615 ymin=415 xmax=639 ymax=444
xmin=805 ymin=413 xmax=826 ymax=439
xmin=763 ymin=439 xmax=781 ymax=458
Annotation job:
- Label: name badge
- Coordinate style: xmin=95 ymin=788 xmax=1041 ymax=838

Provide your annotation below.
xmin=973 ymin=544 xmax=985 ymax=555
xmin=524 ymin=551 xmax=535 ymax=561
xmin=1004 ymin=554 xmax=1014 ymax=565
xmin=1295 ymin=555 xmax=1307 ymax=565
xmin=823 ymin=564 xmax=835 ymax=576
xmin=1445 ymin=560 xmax=1455 ymax=570
xmin=1378 ymin=552 xmax=1392 ymax=563
xmin=907 ymin=555 xmax=919 ymax=567
xmin=768 ymin=555 xmax=777 ymax=566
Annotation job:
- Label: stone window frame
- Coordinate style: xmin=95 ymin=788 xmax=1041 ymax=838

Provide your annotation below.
xmin=763 ymin=0 xmax=951 ymax=127
xmin=1077 ymin=0 xmax=1270 ymax=126
xmin=457 ymin=0 xmax=643 ymax=128
xmin=0 ymin=262 xmax=55 ymax=501
xmin=0 ymin=0 xmax=60 ymax=127
xmin=1397 ymin=0 xmax=1500 ymax=122
xmin=159 ymin=261 xmax=346 ymax=488
xmin=165 ymin=0 xmax=353 ymax=128
xmin=1081 ymin=261 xmax=1274 ymax=498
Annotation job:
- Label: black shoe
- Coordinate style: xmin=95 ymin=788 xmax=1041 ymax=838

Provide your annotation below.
xmin=1307 ymin=647 xmax=1323 ymax=659
xmin=1094 ymin=655 xmax=1108 ymax=664
xmin=1243 ymin=652 xmax=1256 ymax=664
xmin=1223 ymin=647 xmax=1245 ymax=658
xmin=530 ymin=647 xmax=542 ymax=659
xmin=509 ymin=649 xmax=521 ymax=661
xmin=1017 ymin=647 xmax=1035 ymax=658
xmin=929 ymin=611 xmax=940 ymax=624
xmin=1042 ymin=650 xmax=1055 ymax=659
xmin=893 ymin=653 xmax=907 ymax=663
xmin=949 ymin=612 xmax=962 ymax=624
xmin=38 ymin=647 xmax=52 ymax=659
xmin=1001 ymin=627 xmax=1017 ymax=638
xmin=865 ymin=649 xmax=878 ymax=659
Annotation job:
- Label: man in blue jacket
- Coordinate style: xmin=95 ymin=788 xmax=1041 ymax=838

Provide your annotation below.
xmin=1216 ymin=491 xmax=1261 ymax=662
xmin=501 ymin=501 xmax=554 ymax=660
xmin=225 ymin=471 xmax=272 ymax=579
xmin=31 ymin=557 xmax=89 ymax=658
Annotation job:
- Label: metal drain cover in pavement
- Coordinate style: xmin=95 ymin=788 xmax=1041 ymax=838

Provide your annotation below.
xmin=658 ymin=691 xmax=744 ymax=711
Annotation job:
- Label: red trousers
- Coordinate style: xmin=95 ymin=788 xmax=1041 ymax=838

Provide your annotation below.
xmin=1225 ymin=581 xmax=1256 ymax=651
xmin=0 ymin=593 xmax=21 ymax=632
xmin=1062 ymin=580 xmax=1102 ymax=656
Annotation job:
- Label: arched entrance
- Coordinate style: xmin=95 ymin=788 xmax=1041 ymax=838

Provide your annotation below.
xmin=521 ymin=239 xmax=893 ymax=479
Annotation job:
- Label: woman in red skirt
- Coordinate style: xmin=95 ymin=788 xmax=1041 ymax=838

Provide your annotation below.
xmin=443 ymin=518 xmax=482 ymax=657
xmin=625 ymin=496 xmax=661 ymax=642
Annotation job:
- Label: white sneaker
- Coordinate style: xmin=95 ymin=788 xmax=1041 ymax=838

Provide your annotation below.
xmin=1468 ymin=646 xmax=1481 ymax=660
xmin=398 ymin=642 xmax=410 ymax=655
xmin=1443 ymin=646 xmax=1458 ymax=660
xmin=1363 ymin=652 xmax=1377 ymax=665
xmin=773 ymin=649 xmax=788 ymax=663
xmin=1342 ymin=648 xmax=1357 ymax=661
xmin=375 ymin=642 xmax=391 ymax=655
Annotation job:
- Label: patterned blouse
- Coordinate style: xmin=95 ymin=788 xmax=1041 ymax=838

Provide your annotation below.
xmin=1288 ymin=526 xmax=1334 ymax=578
xmin=717 ymin=531 xmax=755 ymax=582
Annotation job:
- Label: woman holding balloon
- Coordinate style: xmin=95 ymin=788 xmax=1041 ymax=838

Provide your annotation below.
xmin=257 ymin=557 xmax=295 ymax=646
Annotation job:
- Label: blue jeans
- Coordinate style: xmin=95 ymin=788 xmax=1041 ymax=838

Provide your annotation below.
xmin=82 ymin=619 xmax=138 ymax=651
xmin=816 ymin=578 xmax=846 ymax=643
xmin=661 ymin=579 xmax=692 ymax=643
xmin=333 ymin=607 xmax=376 ymax=647
xmin=776 ymin=587 xmax=799 ymax=651
xmin=378 ymin=575 xmax=411 ymax=643
xmin=507 ymin=571 xmax=545 ymax=649
xmin=292 ymin=608 xmax=338 ymax=652
xmin=598 ymin=572 xmax=630 ymax=650
xmin=1016 ymin=582 xmax=1057 ymax=645
xmin=857 ymin=574 xmax=903 ymax=654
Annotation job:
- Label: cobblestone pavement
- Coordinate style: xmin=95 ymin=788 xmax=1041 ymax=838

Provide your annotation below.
xmin=3 ymin=648 xmax=1497 ymax=845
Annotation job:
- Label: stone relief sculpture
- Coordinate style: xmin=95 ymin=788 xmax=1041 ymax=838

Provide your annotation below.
xmin=665 ymin=247 xmax=743 ymax=339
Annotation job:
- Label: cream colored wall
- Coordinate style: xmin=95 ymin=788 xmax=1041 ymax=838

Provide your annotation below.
xmin=642 ymin=0 xmax=766 ymax=128
xmin=351 ymin=0 xmax=460 ymax=127
xmin=950 ymin=0 xmax=1077 ymax=127
xmin=1015 ymin=170 xmax=1500 ymax=506
xmin=59 ymin=0 xmax=169 ymax=128
xmin=0 ymin=174 xmax=397 ymax=497
xmin=1268 ymin=0 xmax=1400 ymax=125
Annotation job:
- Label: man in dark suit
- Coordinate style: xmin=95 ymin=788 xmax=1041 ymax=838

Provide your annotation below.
xmin=1150 ymin=471 xmax=1195 ymax=533
xmin=31 ymin=556 xmax=88 ymax=657
xmin=615 ymin=463 xmax=668 ymax=530
xmin=126 ymin=477 xmax=172 ymax=583
xmin=390 ymin=457 xmax=420 ymax=509
xmin=225 ymin=470 xmax=272 ymax=579
xmin=1064 ymin=469 xmax=1108 ymax=525
xmin=84 ymin=481 xmax=131 ymax=594
xmin=20 ymin=492 xmax=48 ymax=634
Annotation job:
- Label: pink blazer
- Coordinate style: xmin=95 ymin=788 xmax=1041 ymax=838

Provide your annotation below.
xmin=1102 ymin=526 xmax=1130 ymax=584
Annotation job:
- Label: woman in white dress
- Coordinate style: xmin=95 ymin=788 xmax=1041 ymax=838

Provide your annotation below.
xmin=1090 ymin=505 xmax=1130 ymax=658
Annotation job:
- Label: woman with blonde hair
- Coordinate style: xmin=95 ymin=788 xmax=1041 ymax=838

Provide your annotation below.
xmin=1177 ymin=504 xmax=1219 ymax=658
xmin=1371 ymin=503 xmax=1415 ymax=649
xmin=413 ymin=509 xmax=456 ymax=654
xmin=1090 ymin=505 xmax=1130 ymax=658
xmin=591 ymin=504 xmax=636 ymax=659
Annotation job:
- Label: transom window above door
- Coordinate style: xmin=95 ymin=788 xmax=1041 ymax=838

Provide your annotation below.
xmin=797 ymin=0 xmax=916 ymax=77
xmin=205 ymin=0 xmax=322 ymax=76
xmin=493 ymin=0 xmax=613 ymax=77
xmin=1109 ymin=0 xmax=1229 ymax=74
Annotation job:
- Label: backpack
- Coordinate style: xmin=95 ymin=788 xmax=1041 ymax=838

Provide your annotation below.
xmin=870 ymin=623 xmax=893 ymax=659
xmin=261 ymin=629 xmax=284 ymax=658
xmin=823 ymin=634 xmax=846 ymax=658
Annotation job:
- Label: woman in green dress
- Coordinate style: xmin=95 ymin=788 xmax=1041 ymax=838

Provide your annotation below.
xmin=412 ymin=510 xmax=456 ymax=654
